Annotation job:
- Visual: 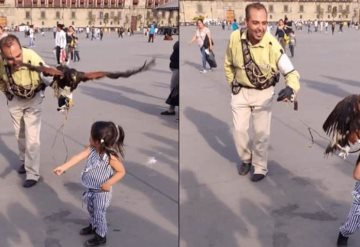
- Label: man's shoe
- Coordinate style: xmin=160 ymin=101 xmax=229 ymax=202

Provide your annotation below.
xmin=161 ymin=110 xmax=175 ymax=115
xmin=23 ymin=179 xmax=38 ymax=188
xmin=80 ymin=224 xmax=96 ymax=235
xmin=84 ymin=233 xmax=106 ymax=247
xmin=237 ymin=163 xmax=251 ymax=176
xmin=18 ymin=164 xmax=26 ymax=174
xmin=250 ymin=174 xmax=266 ymax=182
xmin=337 ymin=232 xmax=348 ymax=246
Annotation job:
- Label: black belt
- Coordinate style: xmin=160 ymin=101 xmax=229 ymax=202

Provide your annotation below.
xmin=231 ymin=80 xmax=274 ymax=95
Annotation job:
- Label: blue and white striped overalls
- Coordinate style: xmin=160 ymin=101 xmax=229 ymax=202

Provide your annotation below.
xmin=340 ymin=182 xmax=360 ymax=237
xmin=81 ymin=147 xmax=113 ymax=237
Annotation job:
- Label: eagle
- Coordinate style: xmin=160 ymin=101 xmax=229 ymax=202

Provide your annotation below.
xmin=323 ymin=94 xmax=360 ymax=157
xmin=21 ymin=58 xmax=155 ymax=111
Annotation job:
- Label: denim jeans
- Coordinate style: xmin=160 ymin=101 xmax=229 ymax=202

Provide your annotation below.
xmin=200 ymin=46 xmax=207 ymax=70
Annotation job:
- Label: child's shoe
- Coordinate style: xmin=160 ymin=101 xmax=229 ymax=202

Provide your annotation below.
xmin=79 ymin=224 xmax=95 ymax=235
xmin=337 ymin=232 xmax=348 ymax=246
xmin=84 ymin=233 xmax=106 ymax=246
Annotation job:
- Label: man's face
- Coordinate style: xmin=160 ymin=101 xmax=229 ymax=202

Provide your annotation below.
xmin=1 ymin=42 xmax=23 ymax=70
xmin=246 ymin=8 xmax=268 ymax=43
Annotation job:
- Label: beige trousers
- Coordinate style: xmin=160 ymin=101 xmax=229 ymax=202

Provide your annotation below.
xmin=231 ymin=86 xmax=274 ymax=175
xmin=7 ymin=93 xmax=43 ymax=181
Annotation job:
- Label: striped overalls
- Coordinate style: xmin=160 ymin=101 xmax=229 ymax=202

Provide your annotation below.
xmin=340 ymin=182 xmax=360 ymax=236
xmin=81 ymin=148 xmax=113 ymax=237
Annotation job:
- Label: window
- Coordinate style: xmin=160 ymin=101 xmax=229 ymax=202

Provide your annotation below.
xmin=99 ymin=11 xmax=103 ymax=19
xmin=17 ymin=0 xmax=22 ymax=5
xmin=88 ymin=11 xmax=92 ymax=19
xmin=299 ymin=5 xmax=303 ymax=13
xmin=72 ymin=21 xmax=75 ymax=25
xmin=42 ymin=21 xmax=44 ymax=25
xmin=0 ymin=0 xmax=5 ymax=4
xmin=41 ymin=11 xmax=46 ymax=19
xmin=328 ymin=5 xmax=332 ymax=13
xmin=268 ymin=5 xmax=273 ymax=13
xmin=71 ymin=11 xmax=76 ymax=19
xmin=284 ymin=5 xmax=288 ymax=13
xmin=133 ymin=0 xmax=138 ymax=6
xmin=346 ymin=5 xmax=350 ymax=12
xmin=25 ymin=11 xmax=31 ymax=19
xmin=118 ymin=11 xmax=121 ymax=19
xmin=56 ymin=11 xmax=60 ymax=19
xmin=299 ymin=15 xmax=302 ymax=19
xmin=269 ymin=14 xmax=272 ymax=20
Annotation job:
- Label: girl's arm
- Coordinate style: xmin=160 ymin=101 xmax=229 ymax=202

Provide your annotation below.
xmin=53 ymin=146 xmax=91 ymax=175
xmin=353 ymin=155 xmax=360 ymax=180
xmin=101 ymin=155 xmax=126 ymax=191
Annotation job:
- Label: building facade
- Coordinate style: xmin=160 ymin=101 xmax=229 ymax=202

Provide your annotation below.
xmin=0 ymin=0 xmax=179 ymax=30
xmin=180 ymin=0 xmax=360 ymax=24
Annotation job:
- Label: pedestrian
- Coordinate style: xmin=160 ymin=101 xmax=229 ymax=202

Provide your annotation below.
xmin=53 ymin=121 xmax=126 ymax=247
xmin=28 ymin=25 xmax=35 ymax=47
xmin=224 ymin=2 xmax=300 ymax=182
xmin=189 ymin=18 xmax=214 ymax=73
xmin=73 ymin=37 xmax=80 ymax=62
xmin=100 ymin=28 xmax=103 ymax=40
xmin=332 ymin=21 xmax=336 ymax=35
xmin=0 ymin=34 xmax=54 ymax=187
xmin=231 ymin=19 xmax=239 ymax=31
xmin=275 ymin=19 xmax=291 ymax=50
xmin=148 ymin=22 xmax=155 ymax=43
xmin=288 ymin=30 xmax=296 ymax=57
xmin=161 ymin=41 xmax=179 ymax=116
xmin=55 ymin=23 xmax=66 ymax=65
xmin=0 ymin=25 xmax=8 ymax=40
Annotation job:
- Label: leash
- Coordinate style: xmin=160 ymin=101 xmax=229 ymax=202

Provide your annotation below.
xmin=51 ymin=110 xmax=70 ymax=164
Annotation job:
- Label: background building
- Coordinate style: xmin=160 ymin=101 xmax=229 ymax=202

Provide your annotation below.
xmin=0 ymin=0 xmax=178 ymax=30
xmin=180 ymin=0 xmax=360 ymax=24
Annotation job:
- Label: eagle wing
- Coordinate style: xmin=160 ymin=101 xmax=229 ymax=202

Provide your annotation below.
xmin=323 ymin=94 xmax=360 ymax=154
xmin=79 ymin=58 xmax=156 ymax=82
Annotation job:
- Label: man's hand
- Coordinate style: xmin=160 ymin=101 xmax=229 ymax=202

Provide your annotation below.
xmin=277 ymin=86 xmax=295 ymax=102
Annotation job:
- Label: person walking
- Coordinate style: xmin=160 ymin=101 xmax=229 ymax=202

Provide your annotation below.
xmin=224 ymin=3 xmax=300 ymax=182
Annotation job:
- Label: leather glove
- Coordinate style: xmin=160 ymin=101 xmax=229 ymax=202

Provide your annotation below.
xmin=277 ymin=86 xmax=295 ymax=102
xmin=4 ymin=91 xmax=14 ymax=101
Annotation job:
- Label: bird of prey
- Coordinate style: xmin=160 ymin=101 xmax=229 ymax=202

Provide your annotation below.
xmin=323 ymin=94 xmax=360 ymax=157
xmin=21 ymin=58 xmax=156 ymax=111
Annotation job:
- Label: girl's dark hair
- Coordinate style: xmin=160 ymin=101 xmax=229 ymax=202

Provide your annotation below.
xmin=91 ymin=121 xmax=125 ymax=159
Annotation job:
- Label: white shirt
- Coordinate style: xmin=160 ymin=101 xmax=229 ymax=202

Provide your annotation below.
xmin=55 ymin=30 xmax=66 ymax=48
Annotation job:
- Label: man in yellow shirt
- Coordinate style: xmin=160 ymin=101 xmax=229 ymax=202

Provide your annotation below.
xmin=224 ymin=3 xmax=300 ymax=182
xmin=0 ymin=34 xmax=50 ymax=187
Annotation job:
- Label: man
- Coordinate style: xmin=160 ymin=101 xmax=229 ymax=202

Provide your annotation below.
xmin=224 ymin=3 xmax=300 ymax=182
xmin=55 ymin=23 xmax=66 ymax=65
xmin=0 ymin=35 xmax=51 ymax=187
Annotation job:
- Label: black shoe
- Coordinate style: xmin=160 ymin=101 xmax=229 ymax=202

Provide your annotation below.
xmin=337 ymin=232 xmax=348 ymax=246
xmin=18 ymin=164 xmax=26 ymax=174
xmin=161 ymin=110 xmax=175 ymax=115
xmin=23 ymin=179 xmax=38 ymax=188
xmin=84 ymin=233 xmax=106 ymax=247
xmin=250 ymin=174 xmax=266 ymax=182
xmin=80 ymin=224 xmax=96 ymax=235
xmin=237 ymin=162 xmax=251 ymax=175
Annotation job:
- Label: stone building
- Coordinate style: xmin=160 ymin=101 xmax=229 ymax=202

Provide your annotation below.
xmin=0 ymin=0 xmax=178 ymax=30
xmin=180 ymin=0 xmax=360 ymax=24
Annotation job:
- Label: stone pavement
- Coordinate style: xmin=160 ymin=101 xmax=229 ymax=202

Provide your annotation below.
xmin=0 ymin=31 xmax=178 ymax=247
xmin=180 ymin=26 xmax=360 ymax=247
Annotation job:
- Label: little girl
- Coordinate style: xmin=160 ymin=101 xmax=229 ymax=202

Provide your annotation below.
xmin=337 ymin=157 xmax=360 ymax=246
xmin=54 ymin=121 xmax=126 ymax=247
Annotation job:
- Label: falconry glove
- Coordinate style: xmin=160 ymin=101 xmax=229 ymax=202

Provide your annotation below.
xmin=277 ymin=86 xmax=295 ymax=102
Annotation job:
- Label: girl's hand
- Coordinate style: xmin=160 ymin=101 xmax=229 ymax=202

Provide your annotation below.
xmin=53 ymin=166 xmax=66 ymax=176
xmin=101 ymin=183 xmax=111 ymax=192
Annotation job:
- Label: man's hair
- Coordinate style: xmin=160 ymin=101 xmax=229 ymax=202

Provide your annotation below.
xmin=245 ymin=2 xmax=267 ymax=21
xmin=0 ymin=34 xmax=21 ymax=51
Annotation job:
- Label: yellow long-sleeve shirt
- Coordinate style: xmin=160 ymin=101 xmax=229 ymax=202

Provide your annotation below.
xmin=0 ymin=48 xmax=45 ymax=92
xmin=224 ymin=30 xmax=300 ymax=92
